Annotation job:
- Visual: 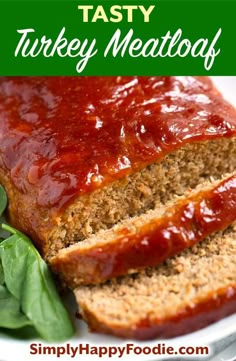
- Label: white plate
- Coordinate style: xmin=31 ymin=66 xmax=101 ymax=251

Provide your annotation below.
xmin=1 ymin=76 xmax=236 ymax=361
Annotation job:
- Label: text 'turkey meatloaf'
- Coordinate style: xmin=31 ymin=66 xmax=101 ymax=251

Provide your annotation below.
xmin=75 ymin=224 xmax=236 ymax=340
xmin=0 ymin=76 xmax=236 ymax=259
xmin=51 ymin=173 xmax=236 ymax=287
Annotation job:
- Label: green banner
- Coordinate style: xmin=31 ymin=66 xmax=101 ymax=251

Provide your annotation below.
xmin=0 ymin=0 xmax=235 ymax=75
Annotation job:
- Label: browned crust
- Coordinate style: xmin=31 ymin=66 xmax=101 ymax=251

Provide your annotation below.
xmin=0 ymin=169 xmax=53 ymax=255
xmin=78 ymin=286 xmax=236 ymax=340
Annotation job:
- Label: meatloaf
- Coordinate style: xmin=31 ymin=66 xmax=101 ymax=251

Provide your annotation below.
xmin=0 ymin=76 xmax=236 ymax=260
xmin=51 ymin=173 xmax=236 ymax=286
xmin=75 ymin=223 xmax=236 ymax=340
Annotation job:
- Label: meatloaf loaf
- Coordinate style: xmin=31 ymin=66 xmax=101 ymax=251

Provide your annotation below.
xmin=75 ymin=223 xmax=236 ymax=340
xmin=51 ymin=173 xmax=236 ymax=286
xmin=0 ymin=76 xmax=236 ymax=260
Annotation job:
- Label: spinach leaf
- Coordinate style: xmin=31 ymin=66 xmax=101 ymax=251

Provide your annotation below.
xmin=0 ymin=185 xmax=7 ymax=217
xmin=0 ymin=285 xmax=31 ymax=329
xmin=0 ymin=261 xmax=4 ymax=285
xmin=0 ymin=326 xmax=38 ymax=340
xmin=0 ymin=224 xmax=74 ymax=341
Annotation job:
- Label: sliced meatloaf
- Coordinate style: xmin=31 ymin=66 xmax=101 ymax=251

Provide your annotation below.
xmin=51 ymin=173 xmax=236 ymax=287
xmin=75 ymin=223 xmax=236 ymax=340
xmin=0 ymin=77 xmax=236 ymax=259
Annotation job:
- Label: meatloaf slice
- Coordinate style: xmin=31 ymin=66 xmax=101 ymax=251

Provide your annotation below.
xmin=75 ymin=223 xmax=236 ymax=340
xmin=0 ymin=77 xmax=236 ymax=259
xmin=51 ymin=173 xmax=236 ymax=287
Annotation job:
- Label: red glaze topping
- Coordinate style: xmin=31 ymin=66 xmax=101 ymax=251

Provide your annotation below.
xmin=52 ymin=174 xmax=236 ymax=286
xmin=0 ymin=76 xmax=236 ymax=210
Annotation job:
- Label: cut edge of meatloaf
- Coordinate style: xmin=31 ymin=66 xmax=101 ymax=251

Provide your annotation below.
xmin=2 ymin=137 xmax=236 ymax=259
xmin=74 ymin=223 xmax=236 ymax=340
xmin=47 ymin=137 xmax=236 ymax=258
xmin=50 ymin=172 xmax=236 ymax=287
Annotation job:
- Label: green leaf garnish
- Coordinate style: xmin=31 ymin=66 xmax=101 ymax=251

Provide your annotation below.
xmin=0 ymin=188 xmax=74 ymax=341
xmin=0 ymin=185 xmax=7 ymax=217
xmin=0 ymin=285 xmax=31 ymax=329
